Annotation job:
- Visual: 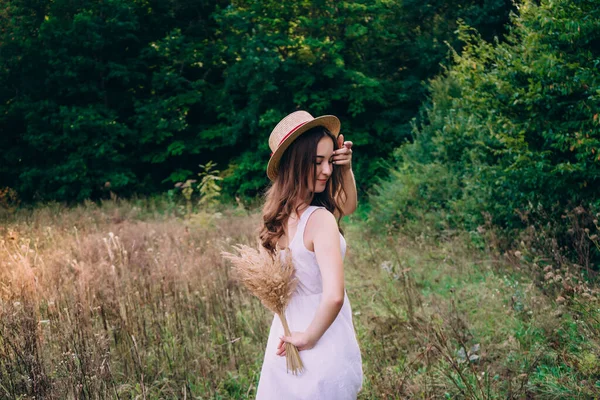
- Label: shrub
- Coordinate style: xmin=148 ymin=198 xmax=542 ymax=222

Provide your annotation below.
xmin=372 ymin=0 xmax=600 ymax=259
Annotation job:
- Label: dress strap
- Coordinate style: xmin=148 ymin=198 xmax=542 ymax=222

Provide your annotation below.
xmin=300 ymin=205 xmax=323 ymax=223
xmin=295 ymin=205 xmax=322 ymax=239
xmin=287 ymin=206 xmax=325 ymax=249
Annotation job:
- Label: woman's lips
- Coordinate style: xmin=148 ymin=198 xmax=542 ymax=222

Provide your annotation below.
xmin=317 ymin=179 xmax=328 ymax=183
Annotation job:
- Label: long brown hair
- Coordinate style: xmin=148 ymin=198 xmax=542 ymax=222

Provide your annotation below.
xmin=259 ymin=126 xmax=346 ymax=254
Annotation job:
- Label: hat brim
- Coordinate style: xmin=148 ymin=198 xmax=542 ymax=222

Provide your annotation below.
xmin=266 ymin=115 xmax=341 ymax=181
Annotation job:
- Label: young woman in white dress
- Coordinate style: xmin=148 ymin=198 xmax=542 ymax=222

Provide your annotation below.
xmin=255 ymin=111 xmax=363 ymax=399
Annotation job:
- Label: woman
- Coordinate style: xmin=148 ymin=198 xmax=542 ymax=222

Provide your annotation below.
xmin=256 ymin=110 xmax=363 ymax=399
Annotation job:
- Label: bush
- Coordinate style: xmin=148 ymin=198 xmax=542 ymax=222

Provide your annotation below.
xmin=370 ymin=160 xmax=461 ymax=234
xmin=372 ymin=0 xmax=600 ymax=248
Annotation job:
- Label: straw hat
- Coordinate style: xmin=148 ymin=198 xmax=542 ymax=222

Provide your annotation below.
xmin=267 ymin=110 xmax=340 ymax=181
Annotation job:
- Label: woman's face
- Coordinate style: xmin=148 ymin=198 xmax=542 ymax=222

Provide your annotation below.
xmin=309 ymin=136 xmax=335 ymax=193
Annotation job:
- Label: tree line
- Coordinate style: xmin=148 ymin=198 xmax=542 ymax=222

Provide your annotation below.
xmin=371 ymin=0 xmax=600 ymax=265
xmin=0 ymin=0 xmax=512 ymax=202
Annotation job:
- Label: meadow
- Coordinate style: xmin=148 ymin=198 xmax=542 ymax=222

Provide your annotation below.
xmin=1 ymin=199 xmax=599 ymax=399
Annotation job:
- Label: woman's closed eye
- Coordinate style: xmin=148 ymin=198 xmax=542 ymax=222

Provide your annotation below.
xmin=314 ymin=157 xmax=334 ymax=165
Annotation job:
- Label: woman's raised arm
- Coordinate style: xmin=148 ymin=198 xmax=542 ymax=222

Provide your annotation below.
xmin=333 ymin=134 xmax=357 ymax=216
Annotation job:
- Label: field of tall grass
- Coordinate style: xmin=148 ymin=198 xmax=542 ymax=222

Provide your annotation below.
xmin=1 ymin=199 xmax=599 ymax=399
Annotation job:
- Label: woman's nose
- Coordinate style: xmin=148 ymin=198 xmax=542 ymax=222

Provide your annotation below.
xmin=322 ymin=162 xmax=332 ymax=176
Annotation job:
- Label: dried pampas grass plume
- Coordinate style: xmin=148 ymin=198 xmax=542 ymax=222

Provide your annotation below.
xmin=221 ymin=243 xmax=304 ymax=374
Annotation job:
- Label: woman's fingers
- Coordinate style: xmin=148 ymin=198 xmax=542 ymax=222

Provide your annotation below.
xmin=276 ymin=337 xmax=292 ymax=356
xmin=281 ymin=335 xmax=301 ymax=348
xmin=280 ymin=334 xmax=310 ymax=352
xmin=333 ymin=137 xmax=353 ymax=165
xmin=335 ymin=146 xmax=352 ymax=155
xmin=334 ymin=159 xmax=351 ymax=165
xmin=280 ymin=331 xmax=318 ymax=352
xmin=337 ymin=134 xmax=345 ymax=149
xmin=276 ymin=338 xmax=285 ymax=356
xmin=333 ymin=145 xmax=352 ymax=165
xmin=335 ymin=146 xmax=352 ymax=154
xmin=280 ymin=335 xmax=301 ymax=346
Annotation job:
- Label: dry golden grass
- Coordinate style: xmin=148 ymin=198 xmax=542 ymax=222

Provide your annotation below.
xmin=222 ymin=244 xmax=297 ymax=316
xmin=0 ymin=200 xmax=267 ymax=399
xmin=222 ymin=244 xmax=303 ymax=374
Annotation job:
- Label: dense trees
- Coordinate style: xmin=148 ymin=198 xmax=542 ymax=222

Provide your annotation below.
xmin=372 ymin=0 xmax=600 ymax=259
xmin=0 ymin=0 xmax=225 ymax=201
xmin=0 ymin=0 xmax=512 ymax=202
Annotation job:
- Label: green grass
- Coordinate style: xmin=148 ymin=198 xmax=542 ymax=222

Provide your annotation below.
xmin=0 ymin=199 xmax=599 ymax=398
xmin=344 ymin=221 xmax=600 ymax=398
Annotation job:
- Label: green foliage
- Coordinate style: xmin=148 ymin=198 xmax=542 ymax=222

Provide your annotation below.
xmin=212 ymin=0 xmax=513 ymax=197
xmin=197 ymin=161 xmax=222 ymax=210
xmin=0 ymin=0 xmax=223 ymax=201
xmin=372 ymin=0 xmax=600 ymax=243
xmin=370 ymin=161 xmax=461 ymax=234
xmin=0 ymin=0 xmax=513 ymax=202
xmin=173 ymin=161 xmax=222 ymax=220
xmin=346 ymin=220 xmax=600 ymax=398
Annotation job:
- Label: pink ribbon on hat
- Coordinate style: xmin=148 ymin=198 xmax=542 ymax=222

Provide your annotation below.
xmin=269 ymin=121 xmax=307 ymax=157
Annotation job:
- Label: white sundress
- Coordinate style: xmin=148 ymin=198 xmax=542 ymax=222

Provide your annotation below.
xmin=255 ymin=205 xmax=363 ymax=400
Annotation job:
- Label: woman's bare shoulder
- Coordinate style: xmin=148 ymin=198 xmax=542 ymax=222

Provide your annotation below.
xmin=306 ymin=207 xmax=338 ymax=233
xmin=302 ymin=208 xmax=339 ymax=252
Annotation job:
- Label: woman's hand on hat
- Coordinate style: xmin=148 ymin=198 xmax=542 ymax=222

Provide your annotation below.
xmin=333 ymin=134 xmax=353 ymax=169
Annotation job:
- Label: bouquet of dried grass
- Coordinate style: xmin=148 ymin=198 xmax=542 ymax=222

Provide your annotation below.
xmin=221 ymin=243 xmax=304 ymax=374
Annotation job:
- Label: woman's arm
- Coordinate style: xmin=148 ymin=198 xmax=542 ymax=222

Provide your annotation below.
xmin=337 ymin=167 xmax=357 ymax=216
xmin=277 ymin=209 xmax=345 ymax=353
xmin=333 ymin=134 xmax=357 ymax=216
